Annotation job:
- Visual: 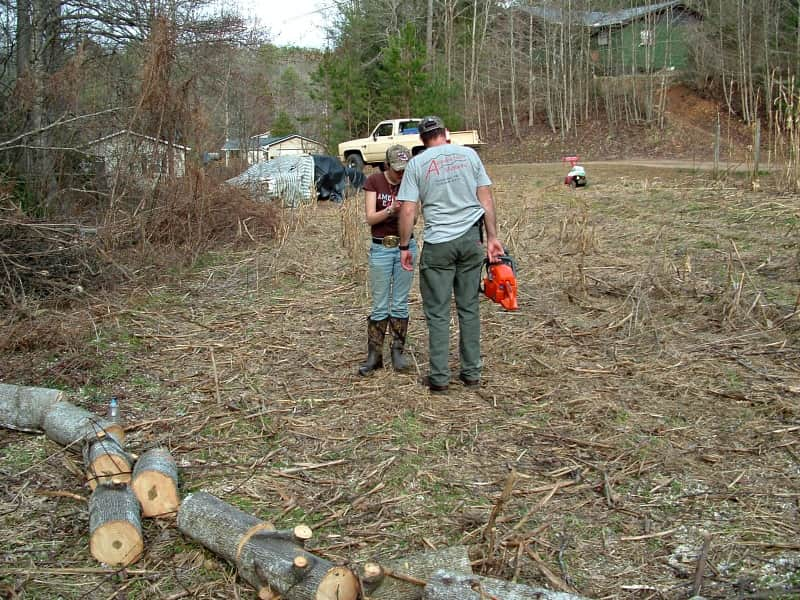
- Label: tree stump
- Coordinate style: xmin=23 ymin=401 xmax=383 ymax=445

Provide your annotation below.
xmin=177 ymin=491 xmax=359 ymax=600
xmin=83 ymin=434 xmax=133 ymax=490
xmin=43 ymin=401 xmax=125 ymax=448
xmin=361 ymin=546 xmax=473 ymax=600
xmin=131 ymin=447 xmax=180 ymax=518
xmin=422 ymin=570 xmax=588 ymax=600
xmin=88 ymin=483 xmax=143 ymax=567
xmin=0 ymin=383 xmax=64 ymax=432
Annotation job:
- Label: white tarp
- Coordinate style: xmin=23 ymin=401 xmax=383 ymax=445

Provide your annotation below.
xmin=226 ymin=154 xmax=315 ymax=208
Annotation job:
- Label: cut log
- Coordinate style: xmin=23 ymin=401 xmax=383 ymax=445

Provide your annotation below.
xmin=422 ymin=570 xmax=589 ymax=600
xmin=0 ymin=383 xmax=64 ymax=432
xmin=42 ymin=401 xmax=125 ymax=448
xmin=177 ymin=491 xmax=359 ymax=600
xmin=362 ymin=546 xmax=473 ymax=600
xmin=131 ymin=447 xmax=180 ymax=518
xmin=88 ymin=483 xmax=143 ymax=567
xmin=83 ymin=434 xmax=133 ymax=490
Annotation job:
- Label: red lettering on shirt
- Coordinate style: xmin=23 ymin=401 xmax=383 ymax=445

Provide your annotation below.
xmin=425 ymin=159 xmax=440 ymax=178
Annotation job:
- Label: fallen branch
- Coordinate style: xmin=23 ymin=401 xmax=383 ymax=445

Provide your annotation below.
xmin=422 ymin=569 xmax=588 ymax=600
xmin=692 ymin=530 xmax=712 ymax=597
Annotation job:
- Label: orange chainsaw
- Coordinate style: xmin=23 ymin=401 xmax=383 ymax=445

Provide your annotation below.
xmin=481 ymin=250 xmax=519 ymax=311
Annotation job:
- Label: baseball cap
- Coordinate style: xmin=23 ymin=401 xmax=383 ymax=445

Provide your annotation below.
xmin=418 ymin=115 xmax=445 ymax=134
xmin=386 ymin=144 xmax=411 ymax=171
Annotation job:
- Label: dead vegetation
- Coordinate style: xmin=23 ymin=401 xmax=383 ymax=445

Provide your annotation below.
xmin=0 ymin=166 xmax=280 ymax=314
xmin=0 ymin=201 xmax=114 ymax=309
xmin=0 ymin=163 xmax=798 ymax=600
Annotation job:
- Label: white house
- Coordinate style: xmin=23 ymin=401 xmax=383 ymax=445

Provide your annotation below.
xmin=83 ymin=130 xmax=191 ymax=179
xmin=247 ymin=133 xmax=326 ymax=165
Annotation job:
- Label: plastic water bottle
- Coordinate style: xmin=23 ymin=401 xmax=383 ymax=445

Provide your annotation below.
xmin=108 ymin=396 xmax=119 ymax=422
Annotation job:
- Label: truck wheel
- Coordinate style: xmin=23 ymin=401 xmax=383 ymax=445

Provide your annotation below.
xmin=346 ymin=154 xmax=364 ymax=171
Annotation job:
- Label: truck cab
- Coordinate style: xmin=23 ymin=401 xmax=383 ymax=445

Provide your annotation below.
xmin=339 ymin=119 xmax=421 ymax=170
xmin=338 ymin=118 xmax=482 ymax=170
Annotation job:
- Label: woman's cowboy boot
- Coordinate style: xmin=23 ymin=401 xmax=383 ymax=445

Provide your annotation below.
xmin=358 ymin=318 xmax=388 ymax=376
xmin=389 ymin=317 xmax=410 ymax=371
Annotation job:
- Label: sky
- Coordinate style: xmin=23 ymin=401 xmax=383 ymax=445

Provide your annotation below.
xmin=243 ymin=0 xmax=331 ymax=49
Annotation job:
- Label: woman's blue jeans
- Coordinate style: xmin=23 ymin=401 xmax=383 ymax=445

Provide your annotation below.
xmin=369 ymin=239 xmax=417 ymax=320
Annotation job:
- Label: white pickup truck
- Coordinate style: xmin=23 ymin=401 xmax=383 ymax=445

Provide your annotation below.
xmin=338 ymin=118 xmax=485 ymax=170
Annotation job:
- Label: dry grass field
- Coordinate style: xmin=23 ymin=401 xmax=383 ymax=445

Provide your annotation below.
xmin=1 ymin=161 xmax=798 ymax=599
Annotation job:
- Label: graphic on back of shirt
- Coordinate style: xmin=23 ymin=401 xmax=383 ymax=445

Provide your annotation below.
xmin=424 ymin=153 xmax=470 ymax=183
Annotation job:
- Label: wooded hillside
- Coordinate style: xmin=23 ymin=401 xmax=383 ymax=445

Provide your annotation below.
xmin=0 ymin=0 xmax=798 ymax=309
xmin=1 ymin=0 xmax=799 ymax=219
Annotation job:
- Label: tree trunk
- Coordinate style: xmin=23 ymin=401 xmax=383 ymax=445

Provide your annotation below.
xmin=0 ymin=383 xmax=63 ymax=432
xmin=426 ymin=0 xmax=434 ymax=67
xmin=83 ymin=434 xmax=133 ymax=490
xmin=42 ymin=401 xmax=125 ymax=448
xmin=422 ymin=570 xmax=588 ymax=600
xmin=131 ymin=447 xmax=180 ymax=518
xmin=177 ymin=491 xmax=359 ymax=600
xmin=89 ymin=483 xmax=143 ymax=567
xmin=509 ymin=11 xmax=519 ymax=139
xmin=361 ymin=546 xmax=472 ymax=600
xmin=528 ymin=12 xmax=534 ymax=127
xmin=469 ymin=0 xmax=478 ymax=101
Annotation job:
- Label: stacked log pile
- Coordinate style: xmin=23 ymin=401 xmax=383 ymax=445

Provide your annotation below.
xmin=2 ymin=383 xmax=179 ymax=567
xmin=4 ymin=383 xmax=589 ymax=599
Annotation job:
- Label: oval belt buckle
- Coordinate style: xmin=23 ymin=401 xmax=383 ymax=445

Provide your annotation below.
xmin=383 ymin=235 xmax=399 ymax=248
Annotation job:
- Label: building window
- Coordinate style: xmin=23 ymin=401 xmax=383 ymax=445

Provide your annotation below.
xmin=640 ymin=29 xmax=654 ymax=46
xmin=597 ymin=30 xmax=609 ymax=46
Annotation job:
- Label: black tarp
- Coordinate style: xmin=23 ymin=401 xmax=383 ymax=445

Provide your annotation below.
xmin=312 ymin=155 xmax=366 ymax=202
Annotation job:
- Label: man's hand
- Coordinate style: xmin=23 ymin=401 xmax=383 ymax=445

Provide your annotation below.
xmin=487 ymin=238 xmax=504 ymax=263
xmin=400 ymin=249 xmax=414 ymax=271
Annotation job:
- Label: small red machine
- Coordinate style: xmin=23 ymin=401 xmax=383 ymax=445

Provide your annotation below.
xmin=563 ymin=155 xmax=587 ymax=188
xmin=481 ymin=252 xmax=519 ymax=311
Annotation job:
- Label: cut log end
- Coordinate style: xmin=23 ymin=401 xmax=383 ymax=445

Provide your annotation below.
xmin=86 ymin=455 xmax=132 ymax=490
xmin=131 ymin=447 xmax=180 ymax=518
xmin=293 ymin=524 xmax=312 ymax=543
xmin=89 ymin=520 xmax=143 ymax=567
xmin=317 ymin=566 xmax=360 ymax=600
xmin=131 ymin=471 xmax=179 ymax=517
xmin=362 ymin=561 xmax=384 ymax=584
xmin=106 ymin=424 xmax=125 ymax=443
xmin=258 ymin=587 xmax=279 ymax=600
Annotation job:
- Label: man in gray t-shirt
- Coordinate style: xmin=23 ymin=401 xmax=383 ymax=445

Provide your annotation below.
xmin=397 ymin=116 xmax=504 ymax=393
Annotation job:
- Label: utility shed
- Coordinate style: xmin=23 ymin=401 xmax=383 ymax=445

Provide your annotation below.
xmin=83 ymin=130 xmax=190 ymax=179
xmin=248 ymin=134 xmax=326 ymax=165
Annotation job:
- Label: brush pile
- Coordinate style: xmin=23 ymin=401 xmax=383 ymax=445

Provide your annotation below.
xmin=0 ymin=204 xmax=112 ymax=308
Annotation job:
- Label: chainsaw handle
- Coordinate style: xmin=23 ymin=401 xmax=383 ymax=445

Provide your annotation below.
xmin=484 ymin=254 xmax=516 ymax=278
